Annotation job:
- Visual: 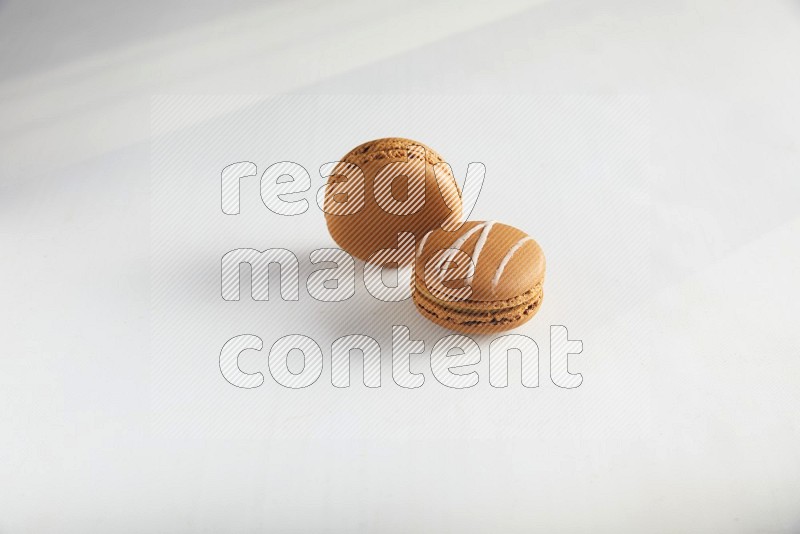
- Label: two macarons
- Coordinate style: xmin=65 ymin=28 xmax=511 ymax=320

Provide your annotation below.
xmin=324 ymin=138 xmax=545 ymax=333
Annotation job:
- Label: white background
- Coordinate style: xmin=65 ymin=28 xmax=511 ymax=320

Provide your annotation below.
xmin=1 ymin=1 xmax=799 ymax=532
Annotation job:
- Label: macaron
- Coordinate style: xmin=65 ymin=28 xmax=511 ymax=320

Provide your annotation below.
xmin=324 ymin=138 xmax=462 ymax=261
xmin=413 ymin=221 xmax=545 ymax=333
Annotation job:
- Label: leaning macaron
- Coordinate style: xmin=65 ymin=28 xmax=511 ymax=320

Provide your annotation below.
xmin=413 ymin=221 xmax=545 ymax=333
xmin=324 ymin=138 xmax=462 ymax=261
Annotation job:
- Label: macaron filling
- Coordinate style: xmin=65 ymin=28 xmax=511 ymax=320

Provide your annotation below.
xmin=413 ymin=281 xmax=543 ymax=327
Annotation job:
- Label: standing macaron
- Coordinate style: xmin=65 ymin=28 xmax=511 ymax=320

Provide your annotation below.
xmin=323 ymin=138 xmax=462 ymax=261
xmin=414 ymin=221 xmax=545 ymax=333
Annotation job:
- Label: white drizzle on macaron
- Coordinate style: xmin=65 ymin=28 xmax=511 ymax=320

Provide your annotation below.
xmin=491 ymin=236 xmax=533 ymax=293
xmin=421 ymin=221 xmax=496 ymax=285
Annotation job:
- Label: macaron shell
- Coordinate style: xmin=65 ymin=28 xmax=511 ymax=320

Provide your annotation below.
xmin=416 ymin=221 xmax=545 ymax=303
xmin=324 ymin=138 xmax=462 ymax=261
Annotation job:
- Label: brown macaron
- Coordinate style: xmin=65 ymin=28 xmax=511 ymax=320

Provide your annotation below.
xmin=324 ymin=138 xmax=462 ymax=261
xmin=413 ymin=221 xmax=545 ymax=333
